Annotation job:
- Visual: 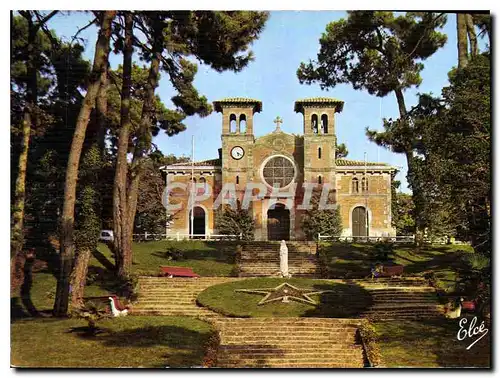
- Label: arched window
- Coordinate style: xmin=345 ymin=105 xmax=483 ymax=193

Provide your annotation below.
xmin=318 ymin=175 xmax=322 ymax=184
xmin=229 ymin=114 xmax=237 ymax=133
xmin=239 ymin=114 xmax=247 ymax=133
xmin=311 ymin=114 xmax=319 ymax=134
xmin=352 ymin=177 xmax=359 ymax=193
xmin=361 ymin=177 xmax=368 ymax=192
xmin=236 ymin=175 xmax=239 ymax=185
xmin=321 ymin=114 xmax=328 ymax=134
xmin=318 ymin=147 xmax=322 ymax=159
xmin=199 ymin=177 xmax=207 ymax=194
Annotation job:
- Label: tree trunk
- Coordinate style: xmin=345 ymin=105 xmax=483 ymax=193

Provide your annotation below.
xmin=457 ymin=13 xmax=469 ymax=69
xmin=465 ymin=14 xmax=478 ymax=57
xmin=114 ymin=16 xmax=163 ymax=278
xmin=69 ymin=248 xmax=91 ymax=309
xmin=11 ymin=11 xmax=58 ymax=259
xmin=54 ymin=11 xmax=116 ymax=316
xmin=394 ymin=88 xmax=424 ymax=245
xmin=113 ymin=12 xmax=134 ymax=278
xmin=68 ymin=79 xmax=109 ymax=311
xmin=11 ymin=15 xmax=37 ymax=259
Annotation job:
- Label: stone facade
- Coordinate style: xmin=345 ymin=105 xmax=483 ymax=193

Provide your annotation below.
xmin=162 ymin=97 xmax=397 ymax=240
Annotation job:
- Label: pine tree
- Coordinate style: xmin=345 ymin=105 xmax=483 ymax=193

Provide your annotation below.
xmin=215 ymin=202 xmax=255 ymax=241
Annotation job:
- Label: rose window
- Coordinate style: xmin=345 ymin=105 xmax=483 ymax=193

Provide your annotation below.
xmin=262 ymin=156 xmax=296 ymax=188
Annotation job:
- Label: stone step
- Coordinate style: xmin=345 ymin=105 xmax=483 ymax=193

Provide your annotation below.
xmin=219 ymin=362 xmax=364 ymax=368
xmin=215 ymin=317 xmax=365 ymax=368
xmin=218 ymin=352 xmax=364 ymax=360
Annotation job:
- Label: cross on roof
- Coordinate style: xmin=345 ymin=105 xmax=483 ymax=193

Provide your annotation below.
xmin=273 ymin=116 xmax=283 ymax=131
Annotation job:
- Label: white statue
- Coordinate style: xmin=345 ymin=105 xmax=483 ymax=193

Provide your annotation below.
xmin=279 ymin=240 xmax=290 ymax=278
xmin=109 ymin=297 xmax=128 ymax=317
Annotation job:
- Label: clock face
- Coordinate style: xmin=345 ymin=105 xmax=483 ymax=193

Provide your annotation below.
xmin=231 ymin=146 xmax=245 ymax=160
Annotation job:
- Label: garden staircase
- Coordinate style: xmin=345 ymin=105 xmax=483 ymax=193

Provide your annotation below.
xmin=214 ymin=318 xmax=366 ymax=368
xmin=131 ymin=276 xmax=442 ymax=320
xmin=130 ymin=277 xmax=243 ymax=317
xmin=352 ymin=277 xmax=443 ymax=320
xmin=238 ymin=241 xmax=319 ymax=277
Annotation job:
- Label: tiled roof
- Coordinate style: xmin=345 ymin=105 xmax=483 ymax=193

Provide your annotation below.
xmin=169 ymin=158 xmax=221 ymax=167
xmin=294 ymin=97 xmax=344 ymax=113
xmin=336 ymin=159 xmax=391 ymax=167
xmin=213 ymin=98 xmax=262 ymax=113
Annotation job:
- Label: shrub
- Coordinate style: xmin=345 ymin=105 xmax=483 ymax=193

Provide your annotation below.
xmin=202 ymin=330 xmax=221 ymax=367
xmin=165 ymin=247 xmax=184 ymax=261
xmin=72 ymin=300 xmax=110 ymax=335
xmin=358 ymin=321 xmax=381 ymax=367
xmin=215 ymin=202 xmax=254 ymax=240
xmin=372 ymin=241 xmax=393 ymax=262
xmin=301 ymin=191 xmax=342 ymax=241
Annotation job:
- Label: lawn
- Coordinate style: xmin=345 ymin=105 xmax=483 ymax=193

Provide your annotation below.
xmin=11 ymin=316 xmax=214 ymax=368
xmin=318 ymin=243 xmax=474 ymax=291
xmin=12 ymin=240 xmax=239 ymax=318
xmin=373 ymin=316 xmax=490 ymax=368
xmin=197 ymin=277 xmax=373 ymax=318
xmin=97 ymin=240 xmax=238 ymax=277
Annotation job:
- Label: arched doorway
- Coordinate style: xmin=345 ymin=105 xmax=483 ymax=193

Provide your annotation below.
xmin=267 ymin=203 xmax=290 ymax=241
xmin=352 ymin=206 xmax=368 ymax=238
xmin=189 ymin=206 xmax=206 ymax=237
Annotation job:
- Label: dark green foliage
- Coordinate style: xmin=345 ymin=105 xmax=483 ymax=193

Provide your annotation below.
xmin=297 ymin=12 xmax=448 ymax=240
xmin=301 ymin=192 xmax=342 ymax=241
xmin=393 ymin=192 xmax=415 ymax=235
xmin=372 ymin=241 xmax=393 ymax=262
xmin=73 ymin=299 xmax=110 ymax=335
xmin=409 ymin=54 xmax=490 ymax=253
xmin=297 ymin=12 xmax=447 ymax=96
xmin=11 ymin=14 xmax=91 ymax=248
xmin=165 ymin=247 xmax=184 ymax=261
xmin=215 ymin=202 xmax=255 ymax=241
xmin=75 ymin=144 xmax=102 ymax=251
xmin=134 ymin=152 xmax=189 ymax=235
xmin=335 ymin=142 xmax=348 ymax=159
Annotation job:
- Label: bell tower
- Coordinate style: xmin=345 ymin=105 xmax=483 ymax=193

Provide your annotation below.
xmin=213 ymin=98 xmax=262 ymax=190
xmin=294 ymin=97 xmax=344 ymax=184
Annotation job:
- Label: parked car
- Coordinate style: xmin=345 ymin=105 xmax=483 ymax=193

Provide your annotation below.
xmin=99 ymin=230 xmax=114 ymax=242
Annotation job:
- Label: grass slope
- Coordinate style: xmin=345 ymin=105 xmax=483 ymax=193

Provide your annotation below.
xmin=197 ymin=277 xmax=373 ymax=318
xmin=374 ymin=317 xmax=490 ymax=368
xmin=319 ymin=243 xmax=474 ymax=291
xmin=11 ymin=316 xmax=213 ymax=368
xmin=98 ymin=240 xmax=238 ymax=277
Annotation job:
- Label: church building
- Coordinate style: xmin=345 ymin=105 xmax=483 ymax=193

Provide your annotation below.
xmin=162 ymin=97 xmax=397 ymax=241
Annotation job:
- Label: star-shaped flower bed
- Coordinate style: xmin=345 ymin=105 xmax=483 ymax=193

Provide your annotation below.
xmin=235 ymin=282 xmax=333 ymax=305
xmin=196 ymin=278 xmax=373 ymax=318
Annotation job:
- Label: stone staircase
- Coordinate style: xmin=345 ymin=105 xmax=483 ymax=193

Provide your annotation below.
xmin=238 ymin=241 xmax=319 ymax=277
xmin=351 ymin=278 xmax=443 ymax=320
xmin=214 ymin=318 xmax=366 ymax=368
xmin=130 ymin=277 xmax=243 ymax=317
xmin=131 ymin=276 xmax=442 ymax=320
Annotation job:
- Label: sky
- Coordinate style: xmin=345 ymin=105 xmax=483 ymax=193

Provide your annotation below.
xmin=47 ymin=11 xmax=471 ymax=193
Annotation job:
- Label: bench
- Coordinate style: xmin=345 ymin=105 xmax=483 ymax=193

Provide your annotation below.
xmin=372 ymin=263 xmax=404 ymax=278
xmin=380 ymin=264 xmax=404 ymax=277
xmin=160 ymin=266 xmax=200 ymax=278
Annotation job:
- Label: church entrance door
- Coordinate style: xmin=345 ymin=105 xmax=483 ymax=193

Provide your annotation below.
xmin=352 ymin=206 xmax=368 ymax=238
xmin=189 ymin=206 xmax=206 ymax=237
xmin=267 ymin=203 xmax=290 ymax=241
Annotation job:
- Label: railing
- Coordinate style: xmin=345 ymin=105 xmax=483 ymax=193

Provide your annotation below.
xmin=317 ymin=234 xmax=416 ymax=244
xmin=132 ymin=232 xmax=243 ymax=242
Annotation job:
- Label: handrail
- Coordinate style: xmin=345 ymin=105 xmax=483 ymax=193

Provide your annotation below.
xmin=132 ymin=232 xmax=243 ymax=241
xmin=317 ymin=234 xmax=416 ymax=243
